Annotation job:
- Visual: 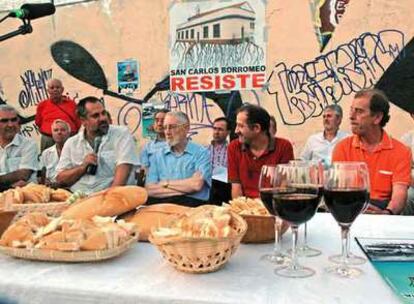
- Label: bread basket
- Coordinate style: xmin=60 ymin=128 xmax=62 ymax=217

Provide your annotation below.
xmin=149 ymin=211 xmax=247 ymax=274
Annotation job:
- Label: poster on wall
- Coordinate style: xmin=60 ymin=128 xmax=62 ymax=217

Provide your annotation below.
xmin=141 ymin=101 xmax=166 ymax=139
xmin=117 ymin=59 xmax=139 ymax=95
xmin=169 ymin=0 xmax=266 ymax=92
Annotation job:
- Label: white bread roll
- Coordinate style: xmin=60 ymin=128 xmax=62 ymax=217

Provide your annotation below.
xmin=62 ymin=186 xmax=148 ymax=220
xmin=126 ymin=204 xmax=190 ymax=241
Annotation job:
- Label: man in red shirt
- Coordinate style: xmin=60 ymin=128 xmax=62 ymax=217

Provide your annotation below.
xmin=35 ymin=79 xmax=81 ymax=151
xmin=332 ymin=89 xmax=411 ymax=215
xmin=228 ymin=104 xmax=294 ymax=198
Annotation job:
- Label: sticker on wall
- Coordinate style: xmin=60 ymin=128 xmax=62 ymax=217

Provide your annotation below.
xmin=309 ymin=0 xmax=351 ymax=52
xmin=117 ymin=59 xmax=139 ymax=96
xmin=141 ymin=101 xmax=165 ymax=139
xmin=169 ymin=0 xmax=266 ymax=92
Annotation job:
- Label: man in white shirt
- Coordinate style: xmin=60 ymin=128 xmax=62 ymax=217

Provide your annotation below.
xmin=0 ymin=104 xmax=38 ymax=191
xmin=56 ymin=96 xmax=140 ymax=194
xmin=39 ymin=119 xmax=71 ymax=186
xmin=300 ymin=104 xmax=349 ymax=167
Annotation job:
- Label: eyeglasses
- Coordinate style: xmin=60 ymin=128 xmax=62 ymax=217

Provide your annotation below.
xmin=0 ymin=117 xmax=18 ymax=123
xmin=163 ymin=123 xmax=186 ymax=131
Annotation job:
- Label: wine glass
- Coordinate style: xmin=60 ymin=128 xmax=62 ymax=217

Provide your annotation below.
xmin=289 ymin=160 xmax=323 ymax=257
xmin=258 ymin=165 xmax=289 ymax=266
xmin=323 ymin=161 xmax=370 ymax=278
xmin=272 ymin=163 xmax=321 ymax=278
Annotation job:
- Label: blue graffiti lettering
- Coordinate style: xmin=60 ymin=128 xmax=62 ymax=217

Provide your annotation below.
xmin=18 ymin=69 xmax=52 ymax=109
xmin=267 ymin=29 xmax=404 ymax=125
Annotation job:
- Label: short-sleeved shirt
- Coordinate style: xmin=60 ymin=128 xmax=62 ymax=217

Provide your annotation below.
xmin=227 ymin=137 xmax=294 ymax=198
xmin=332 ymin=131 xmax=412 ymax=201
xmin=39 ymin=145 xmax=59 ymax=182
xmin=140 ymin=138 xmax=167 ymax=168
xmin=146 ymin=141 xmax=212 ymax=201
xmin=0 ymin=134 xmax=38 ymax=183
xmin=35 ymin=97 xmax=81 ymax=136
xmin=207 ymin=140 xmax=228 ymax=172
xmin=56 ymin=125 xmax=140 ymax=194
xmin=300 ymin=130 xmax=349 ymax=167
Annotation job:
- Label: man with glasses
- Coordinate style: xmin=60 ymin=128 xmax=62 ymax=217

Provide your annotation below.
xmin=0 ymin=105 xmax=38 ymax=191
xmin=145 ymin=111 xmax=212 ymax=207
xmin=55 ymin=96 xmax=140 ymax=194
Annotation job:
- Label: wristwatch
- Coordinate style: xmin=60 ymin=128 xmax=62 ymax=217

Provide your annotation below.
xmin=162 ymin=181 xmax=169 ymax=189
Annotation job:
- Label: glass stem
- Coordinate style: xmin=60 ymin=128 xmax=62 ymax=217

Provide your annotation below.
xmin=273 ymin=216 xmax=280 ymax=253
xmin=290 ymin=225 xmax=299 ymax=270
xmin=340 ymin=226 xmax=350 ymax=266
xmin=303 ymin=222 xmax=308 ymax=247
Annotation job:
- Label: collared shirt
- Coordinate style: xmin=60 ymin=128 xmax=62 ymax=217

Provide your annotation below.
xmin=207 ymin=140 xmax=228 ymax=171
xmin=332 ymin=131 xmax=412 ymax=201
xmin=56 ymin=125 xmax=140 ymax=194
xmin=227 ymin=137 xmax=294 ymax=198
xmin=300 ymin=130 xmax=349 ymax=167
xmin=0 ymin=134 xmax=38 ymax=183
xmin=140 ymin=138 xmax=167 ymax=168
xmin=39 ymin=144 xmax=59 ymax=182
xmin=146 ymin=141 xmax=212 ymax=201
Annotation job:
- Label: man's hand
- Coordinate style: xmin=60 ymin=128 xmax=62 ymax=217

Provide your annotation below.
xmin=82 ymin=153 xmax=97 ymax=167
xmin=11 ymin=180 xmax=28 ymax=188
xmin=364 ymin=204 xmax=392 ymax=215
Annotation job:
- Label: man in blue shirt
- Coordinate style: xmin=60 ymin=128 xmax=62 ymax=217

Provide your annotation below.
xmin=145 ymin=111 xmax=211 ymax=207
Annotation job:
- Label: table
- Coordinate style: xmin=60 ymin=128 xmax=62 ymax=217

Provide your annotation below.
xmin=0 ymin=213 xmax=411 ymax=304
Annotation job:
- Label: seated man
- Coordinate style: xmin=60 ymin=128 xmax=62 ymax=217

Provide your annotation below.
xmin=228 ymin=104 xmax=294 ymax=198
xmin=207 ymin=117 xmax=231 ymax=205
xmin=0 ymin=105 xmax=38 ymax=191
xmin=39 ymin=119 xmax=71 ymax=187
xmin=56 ymin=96 xmax=140 ymax=194
xmin=140 ymin=109 xmax=169 ymax=171
xmin=301 ymin=104 xmax=349 ymax=168
xmin=332 ymin=89 xmax=411 ymax=215
xmin=145 ymin=111 xmax=211 ymax=207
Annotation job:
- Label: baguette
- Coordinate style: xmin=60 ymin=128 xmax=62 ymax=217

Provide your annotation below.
xmin=126 ymin=204 xmax=190 ymax=241
xmin=62 ymin=186 xmax=148 ymax=220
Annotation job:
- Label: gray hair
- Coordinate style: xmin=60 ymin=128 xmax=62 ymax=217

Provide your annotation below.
xmin=0 ymin=104 xmax=18 ymax=115
xmin=52 ymin=119 xmax=71 ymax=134
xmin=166 ymin=111 xmax=190 ymax=125
xmin=324 ymin=104 xmax=343 ymax=118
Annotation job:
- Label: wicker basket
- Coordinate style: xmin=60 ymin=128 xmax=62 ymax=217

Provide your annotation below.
xmin=149 ymin=212 xmax=247 ymax=274
xmin=0 ymin=232 xmax=139 ymax=262
xmin=241 ymin=215 xmax=275 ymax=243
xmin=10 ymin=202 xmax=70 ymax=223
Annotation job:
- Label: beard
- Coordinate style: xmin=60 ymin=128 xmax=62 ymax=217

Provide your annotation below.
xmin=96 ymin=121 xmax=109 ymax=135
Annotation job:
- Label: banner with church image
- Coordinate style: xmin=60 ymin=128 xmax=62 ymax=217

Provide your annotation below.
xmin=169 ymin=0 xmax=267 ymax=92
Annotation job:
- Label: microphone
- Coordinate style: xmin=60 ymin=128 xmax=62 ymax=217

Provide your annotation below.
xmin=86 ymin=136 xmax=102 ymax=175
xmin=9 ymin=3 xmax=56 ymax=20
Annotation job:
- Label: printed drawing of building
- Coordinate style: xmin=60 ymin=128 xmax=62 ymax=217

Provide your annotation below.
xmin=175 ymin=1 xmax=256 ymax=44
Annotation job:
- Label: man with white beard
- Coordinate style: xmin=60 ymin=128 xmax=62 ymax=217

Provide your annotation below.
xmin=145 ymin=111 xmax=211 ymax=207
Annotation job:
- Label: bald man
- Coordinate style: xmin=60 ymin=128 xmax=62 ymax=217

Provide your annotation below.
xmin=35 ymin=78 xmax=81 ymax=151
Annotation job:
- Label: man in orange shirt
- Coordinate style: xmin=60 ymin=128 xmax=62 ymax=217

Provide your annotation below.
xmin=332 ymin=89 xmax=411 ymax=215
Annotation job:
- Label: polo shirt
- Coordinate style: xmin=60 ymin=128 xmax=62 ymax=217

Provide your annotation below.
xmin=35 ymin=97 xmax=81 ymax=136
xmin=332 ymin=131 xmax=411 ymax=201
xmin=146 ymin=141 xmax=212 ymax=201
xmin=140 ymin=138 xmax=167 ymax=168
xmin=56 ymin=125 xmax=140 ymax=194
xmin=300 ymin=130 xmax=349 ymax=167
xmin=0 ymin=134 xmax=38 ymax=183
xmin=227 ymin=137 xmax=294 ymax=198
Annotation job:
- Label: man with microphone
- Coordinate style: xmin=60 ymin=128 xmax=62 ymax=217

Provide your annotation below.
xmin=55 ymin=96 xmax=140 ymax=194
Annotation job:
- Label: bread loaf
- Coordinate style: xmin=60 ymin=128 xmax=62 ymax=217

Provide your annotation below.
xmin=126 ymin=204 xmax=190 ymax=241
xmin=62 ymin=186 xmax=148 ymax=220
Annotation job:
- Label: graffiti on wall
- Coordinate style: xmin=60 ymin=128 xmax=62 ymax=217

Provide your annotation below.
xmin=18 ymin=68 xmax=52 ymax=109
xmin=267 ymin=29 xmax=406 ymax=125
xmin=310 ymin=0 xmax=351 ymax=52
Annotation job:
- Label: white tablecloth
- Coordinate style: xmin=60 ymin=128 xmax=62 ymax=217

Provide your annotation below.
xmin=0 ymin=213 xmax=411 ymax=304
